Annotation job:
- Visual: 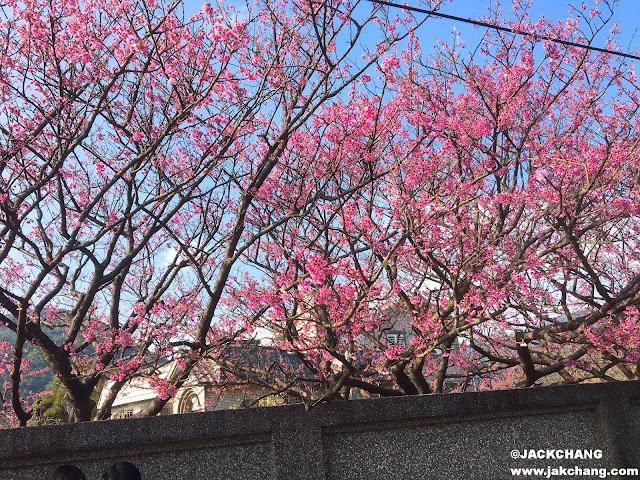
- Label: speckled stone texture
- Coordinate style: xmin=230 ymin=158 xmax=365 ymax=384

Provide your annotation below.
xmin=1 ymin=381 xmax=638 ymax=480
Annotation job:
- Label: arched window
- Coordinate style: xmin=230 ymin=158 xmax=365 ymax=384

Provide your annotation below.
xmin=178 ymin=389 xmax=201 ymax=413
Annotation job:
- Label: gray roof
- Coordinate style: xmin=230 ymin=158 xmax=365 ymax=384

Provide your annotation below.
xmin=191 ymin=344 xmax=315 ymax=386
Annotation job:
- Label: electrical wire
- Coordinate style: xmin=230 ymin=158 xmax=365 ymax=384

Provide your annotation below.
xmin=365 ymin=0 xmax=640 ymax=62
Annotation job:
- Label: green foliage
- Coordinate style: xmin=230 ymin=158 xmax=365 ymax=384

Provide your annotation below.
xmin=0 ymin=327 xmax=65 ymax=396
xmin=33 ymin=379 xmax=68 ymax=424
xmin=255 ymin=395 xmax=286 ymax=407
xmin=32 ymin=378 xmax=105 ymax=425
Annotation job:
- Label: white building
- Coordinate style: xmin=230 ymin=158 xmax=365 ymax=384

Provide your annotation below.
xmin=99 ymin=345 xmax=309 ymax=418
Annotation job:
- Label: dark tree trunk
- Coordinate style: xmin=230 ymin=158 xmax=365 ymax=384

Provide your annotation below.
xmin=62 ymin=387 xmax=95 ymax=423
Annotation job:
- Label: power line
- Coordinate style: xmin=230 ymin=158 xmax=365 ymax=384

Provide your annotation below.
xmin=365 ymin=0 xmax=640 ymax=62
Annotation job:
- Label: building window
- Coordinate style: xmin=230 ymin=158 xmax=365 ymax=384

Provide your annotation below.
xmin=114 ymin=409 xmax=133 ymax=419
xmin=386 ymin=330 xmax=406 ymax=347
xmin=178 ymin=390 xmax=201 ymax=413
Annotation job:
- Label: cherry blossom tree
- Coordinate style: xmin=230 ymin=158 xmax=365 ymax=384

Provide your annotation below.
xmin=0 ymin=0 xmax=425 ymax=424
xmin=227 ymin=0 xmax=640 ymax=404
xmin=3 ymin=0 xmax=639 ymax=425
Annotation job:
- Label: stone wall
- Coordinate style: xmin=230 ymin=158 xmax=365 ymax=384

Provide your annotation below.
xmin=1 ymin=381 xmax=638 ymax=480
